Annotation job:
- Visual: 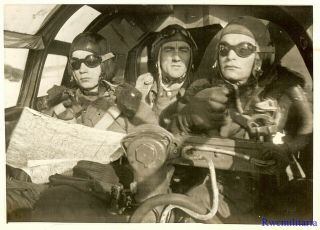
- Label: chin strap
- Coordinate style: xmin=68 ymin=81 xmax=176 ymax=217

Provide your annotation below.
xmin=162 ymin=74 xmax=186 ymax=85
xmin=79 ymin=87 xmax=99 ymax=96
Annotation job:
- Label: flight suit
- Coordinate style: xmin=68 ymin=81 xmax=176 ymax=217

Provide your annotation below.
xmin=169 ymin=65 xmax=313 ymax=222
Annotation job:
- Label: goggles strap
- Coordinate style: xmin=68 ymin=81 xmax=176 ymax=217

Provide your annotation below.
xmin=258 ymin=46 xmax=275 ymax=53
xmin=79 ymin=85 xmax=99 ymax=96
xmin=101 ymin=52 xmax=115 ymax=62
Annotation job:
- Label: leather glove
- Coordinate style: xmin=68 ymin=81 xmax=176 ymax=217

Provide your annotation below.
xmin=45 ymin=85 xmax=70 ymax=107
xmin=53 ymin=94 xmax=80 ymax=121
xmin=261 ymin=142 xmax=306 ymax=181
xmin=178 ymin=86 xmax=230 ymax=132
xmin=261 ymin=142 xmax=290 ymax=167
xmin=6 ymin=165 xmax=31 ymax=182
xmin=43 ymin=86 xmax=78 ymax=120
xmin=115 ymin=83 xmax=142 ymax=118
xmin=39 ymin=86 xmax=74 ymax=115
xmin=262 ymin=133 xmax=311 ymax=163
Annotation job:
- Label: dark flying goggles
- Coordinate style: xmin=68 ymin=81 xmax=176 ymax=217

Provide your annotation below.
xmin=70 ymin=52 xmax=115 ymax=70
xmin=218 ymin=42 xmax=257 ymax=58
xmin=161 ymin=26 xmax=191 ymax=39
xmin=158 ymin=26 xmax=198 ymax=50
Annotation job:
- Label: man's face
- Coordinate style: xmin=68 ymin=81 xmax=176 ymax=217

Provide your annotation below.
xmin=218 ymin=34 xmax=256 ymax=85
xmin=71 ymin=50 xmax=101 ymax=90
xmin=160 ymin=41 xmax=191 ymax=79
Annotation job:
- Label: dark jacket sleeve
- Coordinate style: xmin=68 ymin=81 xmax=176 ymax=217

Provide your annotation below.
xmin=273 ymin=66 xmax=313 ymax=153
xmin=282 ymin=84 xmax=313 ymax=153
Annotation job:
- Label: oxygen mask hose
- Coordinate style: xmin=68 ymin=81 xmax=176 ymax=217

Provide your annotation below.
xmin=129 ymin=156 xmax=218 ymax=223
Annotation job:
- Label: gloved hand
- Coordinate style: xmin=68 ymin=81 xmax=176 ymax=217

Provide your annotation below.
xmin=262 ymin=133 xmax=311 ymax=164
xmin=41 ymin=86 xmax=78 ymax=120
xmin=115 ymin=83 xmax=142 ymax=118
xmin=6 ymin=165 xmax=31 ymax=182
xmin=261 ymin=142 xmax=306 ymax=181
xmin=46 ymin=85 xmax=70 ymax=107
xmin=39 ymin=86 xmax=73 ymax=115
xmin=261 ymin=142 xmax=290 ymax=167
xmin=178 ymin=86 xmax=230 ymax=132
xmin=53 ymin=93 xmax=79 ymax=121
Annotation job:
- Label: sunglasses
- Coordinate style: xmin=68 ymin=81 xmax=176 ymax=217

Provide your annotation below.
xmin=218 ymin=42 xmax=257 ymax=58
xmin=70 ymin=53 xmax=115 ymax=70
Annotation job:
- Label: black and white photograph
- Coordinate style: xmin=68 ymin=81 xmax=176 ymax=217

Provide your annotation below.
xmin=2 ymin=2 xmax=317 ymax=227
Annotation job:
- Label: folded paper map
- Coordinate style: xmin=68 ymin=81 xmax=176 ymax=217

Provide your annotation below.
xmin=6 ymin=107 xmax=126 ymax=183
